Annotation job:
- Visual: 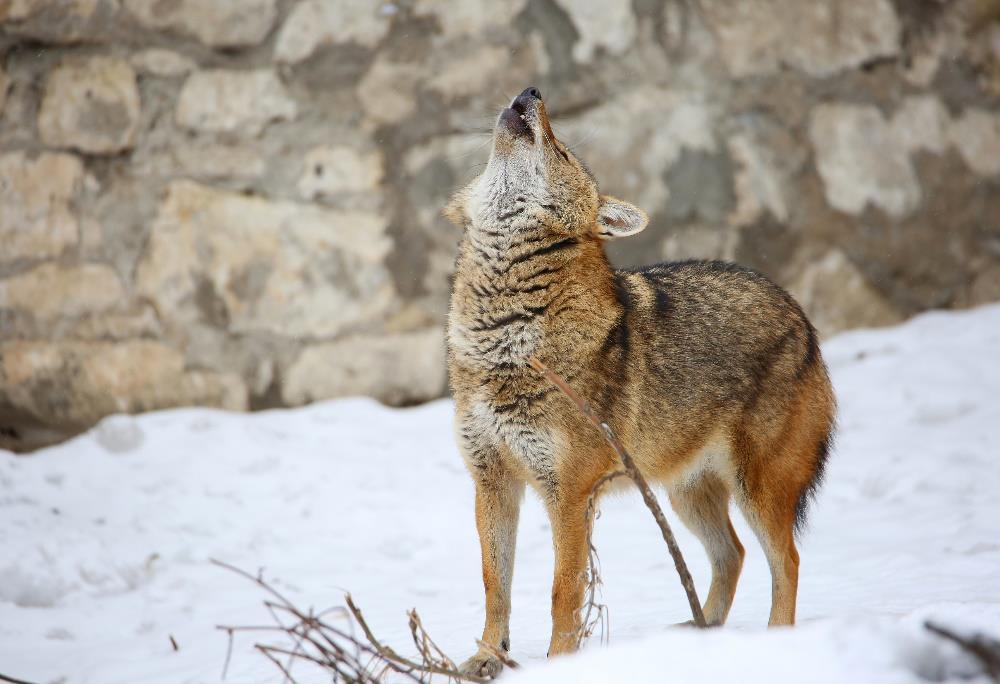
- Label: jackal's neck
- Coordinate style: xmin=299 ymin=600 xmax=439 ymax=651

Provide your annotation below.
xmin=464 ymin=220 xmax=574 ymax=265
xmin=450 ymin=218 xmax=618 ymax=370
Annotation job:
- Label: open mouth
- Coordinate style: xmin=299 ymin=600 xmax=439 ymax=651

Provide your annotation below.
xmin=499 ymin=100 xmax=533 ymax=141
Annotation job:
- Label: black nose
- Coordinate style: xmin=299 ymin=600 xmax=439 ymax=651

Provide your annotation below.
xmin=520 ymin=86 xmax=541 ymax=100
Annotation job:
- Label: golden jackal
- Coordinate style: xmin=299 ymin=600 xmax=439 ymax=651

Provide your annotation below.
xmin=446 ymin=87 xmax=835 ymax=677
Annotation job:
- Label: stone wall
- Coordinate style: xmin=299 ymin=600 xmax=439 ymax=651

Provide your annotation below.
xmin=1 ymin=0 xmax=998 ymax=451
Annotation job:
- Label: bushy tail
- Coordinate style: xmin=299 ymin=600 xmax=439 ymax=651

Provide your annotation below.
xmin=794 ymin=423 xmax=835 ymax=535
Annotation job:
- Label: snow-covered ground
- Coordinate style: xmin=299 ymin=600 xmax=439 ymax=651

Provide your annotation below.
xmin=2 ymin=304 xmax=999 ymax=684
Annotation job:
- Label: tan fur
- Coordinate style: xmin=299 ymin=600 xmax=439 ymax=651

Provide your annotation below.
xmin=448 ymin=89 xmax=836 ymax=677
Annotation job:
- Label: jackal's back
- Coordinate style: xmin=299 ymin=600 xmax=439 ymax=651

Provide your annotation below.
xmin=609 ymin=259 xmax=821 ymax=416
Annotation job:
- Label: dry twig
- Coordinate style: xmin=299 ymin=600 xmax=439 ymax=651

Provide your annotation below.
xmin=0 ymin=673 xmax=38 ymax=684
xmin=527 ymin=356 xmax=708 ymax=628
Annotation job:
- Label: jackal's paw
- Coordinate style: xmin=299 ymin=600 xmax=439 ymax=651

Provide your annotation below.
xmin=459 ymin=651 xmax=503 ymax=679
xmin=674 ymin=618 xmax=721 ymax=628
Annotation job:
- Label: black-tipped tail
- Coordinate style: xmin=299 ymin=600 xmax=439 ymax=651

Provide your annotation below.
xmin=794 ymin=425 xmax=834 ymax=535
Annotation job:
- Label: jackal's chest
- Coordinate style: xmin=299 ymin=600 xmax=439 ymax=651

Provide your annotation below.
xmin=447 ymin=292 xmax=544 ymax=370
xmin=458 ymin=395 xmax=559 ymax=486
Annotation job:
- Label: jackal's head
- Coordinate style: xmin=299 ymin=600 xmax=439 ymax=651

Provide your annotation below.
xmin=445 ymin=87 xmax=647 ymax=241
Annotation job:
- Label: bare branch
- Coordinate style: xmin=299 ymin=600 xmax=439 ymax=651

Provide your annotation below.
xmin=210 ymin=558 xmax=297 ymax=610
xmin=346 ymin=595 xmax=486 ymax=682
xmin=256 ymin=645 xmax=301 ymax=684
xmin=527 ymin=355 xmax=708 ymax=628
xmin=409 ymin=609 xmax=459 ymax=672
xmin=221 ymin=627 xmax=234 ymax=680
xmin=0 ymin=673 xmax=39 ymax=684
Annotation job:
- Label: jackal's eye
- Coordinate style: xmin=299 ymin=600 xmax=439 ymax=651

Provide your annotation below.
xmin=556 ymin=146 xmax=570 ymax=162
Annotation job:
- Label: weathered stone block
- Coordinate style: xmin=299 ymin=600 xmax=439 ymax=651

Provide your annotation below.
xmin=175 ymin=69 xmax=297 ymax=136
xmin=949 ymin=108 xmax=1000 ymax=176
xmin=0 ymin=0 xmax=120 ymax=44
xmin=37 ymin=56 xmax=140 ymax=154
xmin=124 ymin=0 xmax=277 ymax=48
xmin=790 ymin=250 xmax=903 ymax=337
xmin=275 ymin=0 xmax=390 ymax=64
xmin=0 ymin=152 xmax=83 ymax=263
xmin=809 ymin=103 xmax=921 ymax=218
xmin=414 ymin=0 xmax=526 ymax=39
xmin=969 ymin=264 xmax=1000 ymax=305
xmin=69 ymin=304 xmax=163 ymax=340
xmin=660 ymin=225 xmax=733 ymax=263
xmin=891 ymin=95 xmax=950 ymax=155
xmin=130 ymin=49 xmax=197 ymax=78
xmin=136 ymin=181 xmax=394 ymax=338
xmin=727 ymin=131 xmax=789 ymax=226
xmin=357 ymin=56 xmax=422 ymax=126
xmin=174 ymin=143 xmax=265 ymax=180
xmin=0 ymin=263 xmax=123 ymax=324
xmin=0 ymin=340 xmax=247 ymax=427
xmin=556 ymin=87 xmax=716 ymax=213
xmin=554 ymin=0 xmax=637 ymax=62
xmin=700 ymin=0 xmax=900 ymax=78
xmin=283 ymin=328 xmax=447 ymax=407
xmin=298 ymin=146 xmax=383 ymax=199
xmin=426 ymin=45 xmax=509 ymax=97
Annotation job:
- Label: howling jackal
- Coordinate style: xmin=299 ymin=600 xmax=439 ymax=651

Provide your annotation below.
xmin=446 ymin=87 xmax=835 ymax=677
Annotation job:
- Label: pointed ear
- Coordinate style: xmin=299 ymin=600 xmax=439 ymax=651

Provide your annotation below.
xmin=595 ymin=196 xmax=648 ymax=240
xmin=443 ymin=180 xmax=475 ymax=228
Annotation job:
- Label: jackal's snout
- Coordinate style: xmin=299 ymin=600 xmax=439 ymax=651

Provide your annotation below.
xmin=495 ymin=87 xmax=546 ymax=150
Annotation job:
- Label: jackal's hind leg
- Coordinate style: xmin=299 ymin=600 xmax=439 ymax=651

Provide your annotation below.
xmin=669 ymin=472 xmax=745 ymax=626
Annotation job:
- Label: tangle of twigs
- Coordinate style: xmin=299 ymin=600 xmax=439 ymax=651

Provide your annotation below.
xmin=212 ymin=559 xmax=487 ymax=683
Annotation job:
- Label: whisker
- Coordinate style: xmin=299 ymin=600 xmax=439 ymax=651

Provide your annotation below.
xmin=562 ymin=126 xmax=601 ymax=151
xmin=443 ymin=137 xmax=493 ymax=162
xmin=444 ymin=127 xmax=493 ymax=137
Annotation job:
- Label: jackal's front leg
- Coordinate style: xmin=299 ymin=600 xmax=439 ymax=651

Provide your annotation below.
xmin=459 ymin=469 xmax=524 ymax=679
xmin=546 ymin=496 xmax=591 ymax=657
